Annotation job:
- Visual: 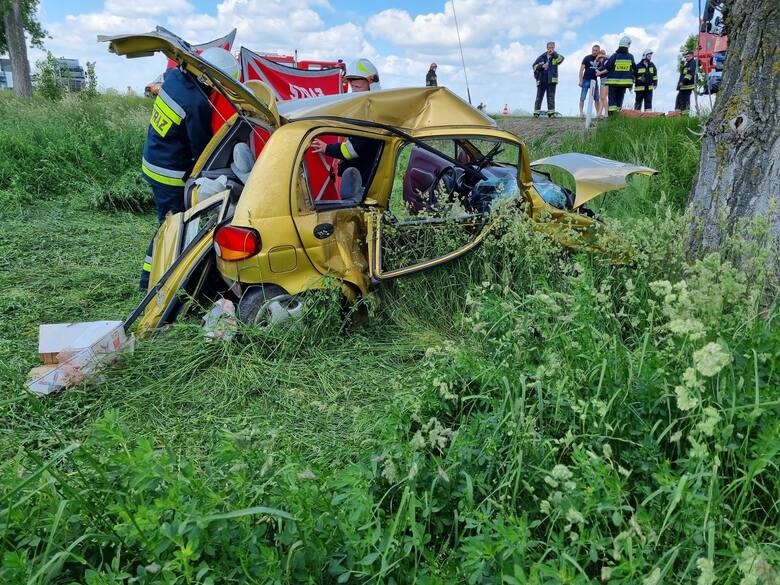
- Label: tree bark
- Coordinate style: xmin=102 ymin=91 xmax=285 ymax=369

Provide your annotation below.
xmin=686 ymin=0 xmax=779 ymax=273
xmin=3 ymin=0 xmax=32 ymax=98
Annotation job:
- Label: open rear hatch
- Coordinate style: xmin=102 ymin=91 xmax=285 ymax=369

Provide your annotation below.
xmin=99 ymin=27 xmax=279 ymax=127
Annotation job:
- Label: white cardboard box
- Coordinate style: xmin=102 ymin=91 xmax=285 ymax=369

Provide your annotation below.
xmin=38 ymin=321 xmax=124 ymax=364
xmin=28 ymin=321 xmax=133 ymax=396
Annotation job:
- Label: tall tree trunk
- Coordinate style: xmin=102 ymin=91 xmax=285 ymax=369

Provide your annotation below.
xmin=3 ymin=0 xmax=32 ymax=98
xmin=686 ymin=0 xmax=779 ymax=273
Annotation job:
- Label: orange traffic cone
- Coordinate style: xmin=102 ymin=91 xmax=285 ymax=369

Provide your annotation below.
xmin=502 ymin=104 xmax=509 ymax=117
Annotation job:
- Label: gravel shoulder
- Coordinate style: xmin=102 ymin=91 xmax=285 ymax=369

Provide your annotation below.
xmin=496 ymin=116 xmax=595 ymax=149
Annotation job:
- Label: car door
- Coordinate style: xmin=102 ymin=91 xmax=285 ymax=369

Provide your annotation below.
xmin=291 ymin=129 xmax=389 ymax=296
xmin=127 ymin=191 xmax=232 ymax=336
xmin=365 ymin=209 xmax=492 ymax=281
xmin=365 ymin=135 xmax=518 ymax=281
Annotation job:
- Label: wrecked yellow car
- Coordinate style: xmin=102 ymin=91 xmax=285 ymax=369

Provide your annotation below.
xmin=103 ymin=29 xmax=656 ymax=334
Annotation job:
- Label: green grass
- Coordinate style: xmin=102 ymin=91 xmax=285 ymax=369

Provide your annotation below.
xmin=0 ymin=96 xmax=777 ymax=584
xmin=0 ymin=92 xmax=153 ymax=211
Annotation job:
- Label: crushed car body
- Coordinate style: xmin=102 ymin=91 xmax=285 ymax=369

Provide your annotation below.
xmin=102 ymin=29 xmax=657 ymax=335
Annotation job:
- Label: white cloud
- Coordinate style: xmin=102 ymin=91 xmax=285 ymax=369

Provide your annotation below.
xmin=367 ymin=0 xmax=621 ymax=48
xmin=20 ymin=0 xmax=698 ymax=115
xmin=103 ymin=0 xmax=194 ymax=18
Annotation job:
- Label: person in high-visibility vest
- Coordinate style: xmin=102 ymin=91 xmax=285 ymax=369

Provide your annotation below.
xmin=139 ymin=47 xmax=239 ymax=290
xmin=604 ymin=36 xmax=636 ymax=116
xmin=675 ymin=50 xmax=697 ymax=112
xmin=634 ymin=49 xmax=658 ymax=111
xmin=532 ymin=41 xmax=565 ymax=117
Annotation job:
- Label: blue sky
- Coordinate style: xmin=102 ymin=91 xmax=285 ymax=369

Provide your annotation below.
xmin=30 ymin=1 xmax=702 ymax=115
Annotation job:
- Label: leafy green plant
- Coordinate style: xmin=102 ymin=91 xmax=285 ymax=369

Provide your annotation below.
xmin=1 ymin=111 xmax=778 ymax=584
xmin=33 ymin=52 xmax=67 ymax=101
xmin=80 ymin=61 xmax=98 ymax=100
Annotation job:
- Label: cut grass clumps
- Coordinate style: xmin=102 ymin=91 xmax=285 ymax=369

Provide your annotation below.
xmin=1 ymin=109 xmax=778 ymax=584
xmin=85 ymin=170 xmax=153 ymax=212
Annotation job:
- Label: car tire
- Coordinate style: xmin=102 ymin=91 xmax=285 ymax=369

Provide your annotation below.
xmin=237 ymin=284 xmax=302 ymax=326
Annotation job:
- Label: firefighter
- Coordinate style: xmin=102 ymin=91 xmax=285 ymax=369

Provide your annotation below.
xmin=634 ymin=49 xmax=658 ymax=111
xmin=426 ymin=62 xmax=438 ymax=87
xmin=310 ymin=58 xmax=382 ymax=193
xmin=532 ymin=41 xmax=565 ymax=117
xmin=139 ymin=47 xmax=239 ymax=290
xmin=604 ymin=36 xmax=636 ymax=116
xmin=675 ymin=50 xmax=697 ymax=113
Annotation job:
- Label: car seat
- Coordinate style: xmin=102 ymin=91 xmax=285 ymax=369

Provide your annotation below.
xmin=339 ymin=167 xmax=363 ymax=203
xmin=230 ymin=142 xmax=254 ymax=184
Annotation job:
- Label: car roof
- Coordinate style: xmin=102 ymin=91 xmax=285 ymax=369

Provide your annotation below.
xmin=276 ymin=87 xmax=497 ymax=132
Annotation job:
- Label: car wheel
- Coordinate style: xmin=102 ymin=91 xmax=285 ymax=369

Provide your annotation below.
xmin=237 ymin=285 xmax=303 ymax=326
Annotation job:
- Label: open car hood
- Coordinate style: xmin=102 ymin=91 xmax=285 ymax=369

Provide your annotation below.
xmin=99 ymin=27 xmax=279 ymax=128
xmin=531 ymin=153 xmax=657 ymax=208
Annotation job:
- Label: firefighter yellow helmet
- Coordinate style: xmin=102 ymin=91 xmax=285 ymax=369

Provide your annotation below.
xmin=345 ymin=58 xmax=381 ymax=91
xmin=200 ymin=47 xmax=240 ymax=80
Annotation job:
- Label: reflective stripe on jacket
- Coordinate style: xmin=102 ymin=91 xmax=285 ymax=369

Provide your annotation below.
xmin=677 ymin=58 xmax=697 ymax=91
xmin=324 ymin=137 xmax=382 ymax=185
xmin=605 ymin=48 xmax=636 ymax=86
xmin=532 ymin=52 xmax=565 ymax=85
xmin=142 ymin=67 xmax=213 ymax=187
xmin=635 ymin=60 xmax=658 ymax=91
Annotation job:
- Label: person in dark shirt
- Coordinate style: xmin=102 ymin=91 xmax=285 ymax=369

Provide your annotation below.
xmin=578 ymin=44 xmax=601 ymax=117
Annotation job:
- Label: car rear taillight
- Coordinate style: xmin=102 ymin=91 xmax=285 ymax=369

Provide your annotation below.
xmin=214 ymin=226 xmax=261 ymax=261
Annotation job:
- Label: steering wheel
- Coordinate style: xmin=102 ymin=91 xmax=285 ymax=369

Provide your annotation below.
xmin=425 ymin=166 xmax=459 ymax=213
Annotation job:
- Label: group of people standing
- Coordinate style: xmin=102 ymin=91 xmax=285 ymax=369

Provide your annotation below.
xmin=532 ymin=37 xmax=698 ymax=117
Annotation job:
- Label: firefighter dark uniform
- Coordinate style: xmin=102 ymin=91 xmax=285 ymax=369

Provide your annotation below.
xmin=605 ymin=47 xmax=636 ymax=115
xmin=532 ymin=50 xmax=565 ymax=117
xmin=426 ymin=66 xmax=438 ymax=87
xmin=322 ymin=137 xmax=382 ymax=189
xmin=675 ymin=56 xmax=697 ymax=112
xmin=140 ymin=67 xmax=213 ymax=289
xmin=634 ymin=58 xmax=658 ymax=111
